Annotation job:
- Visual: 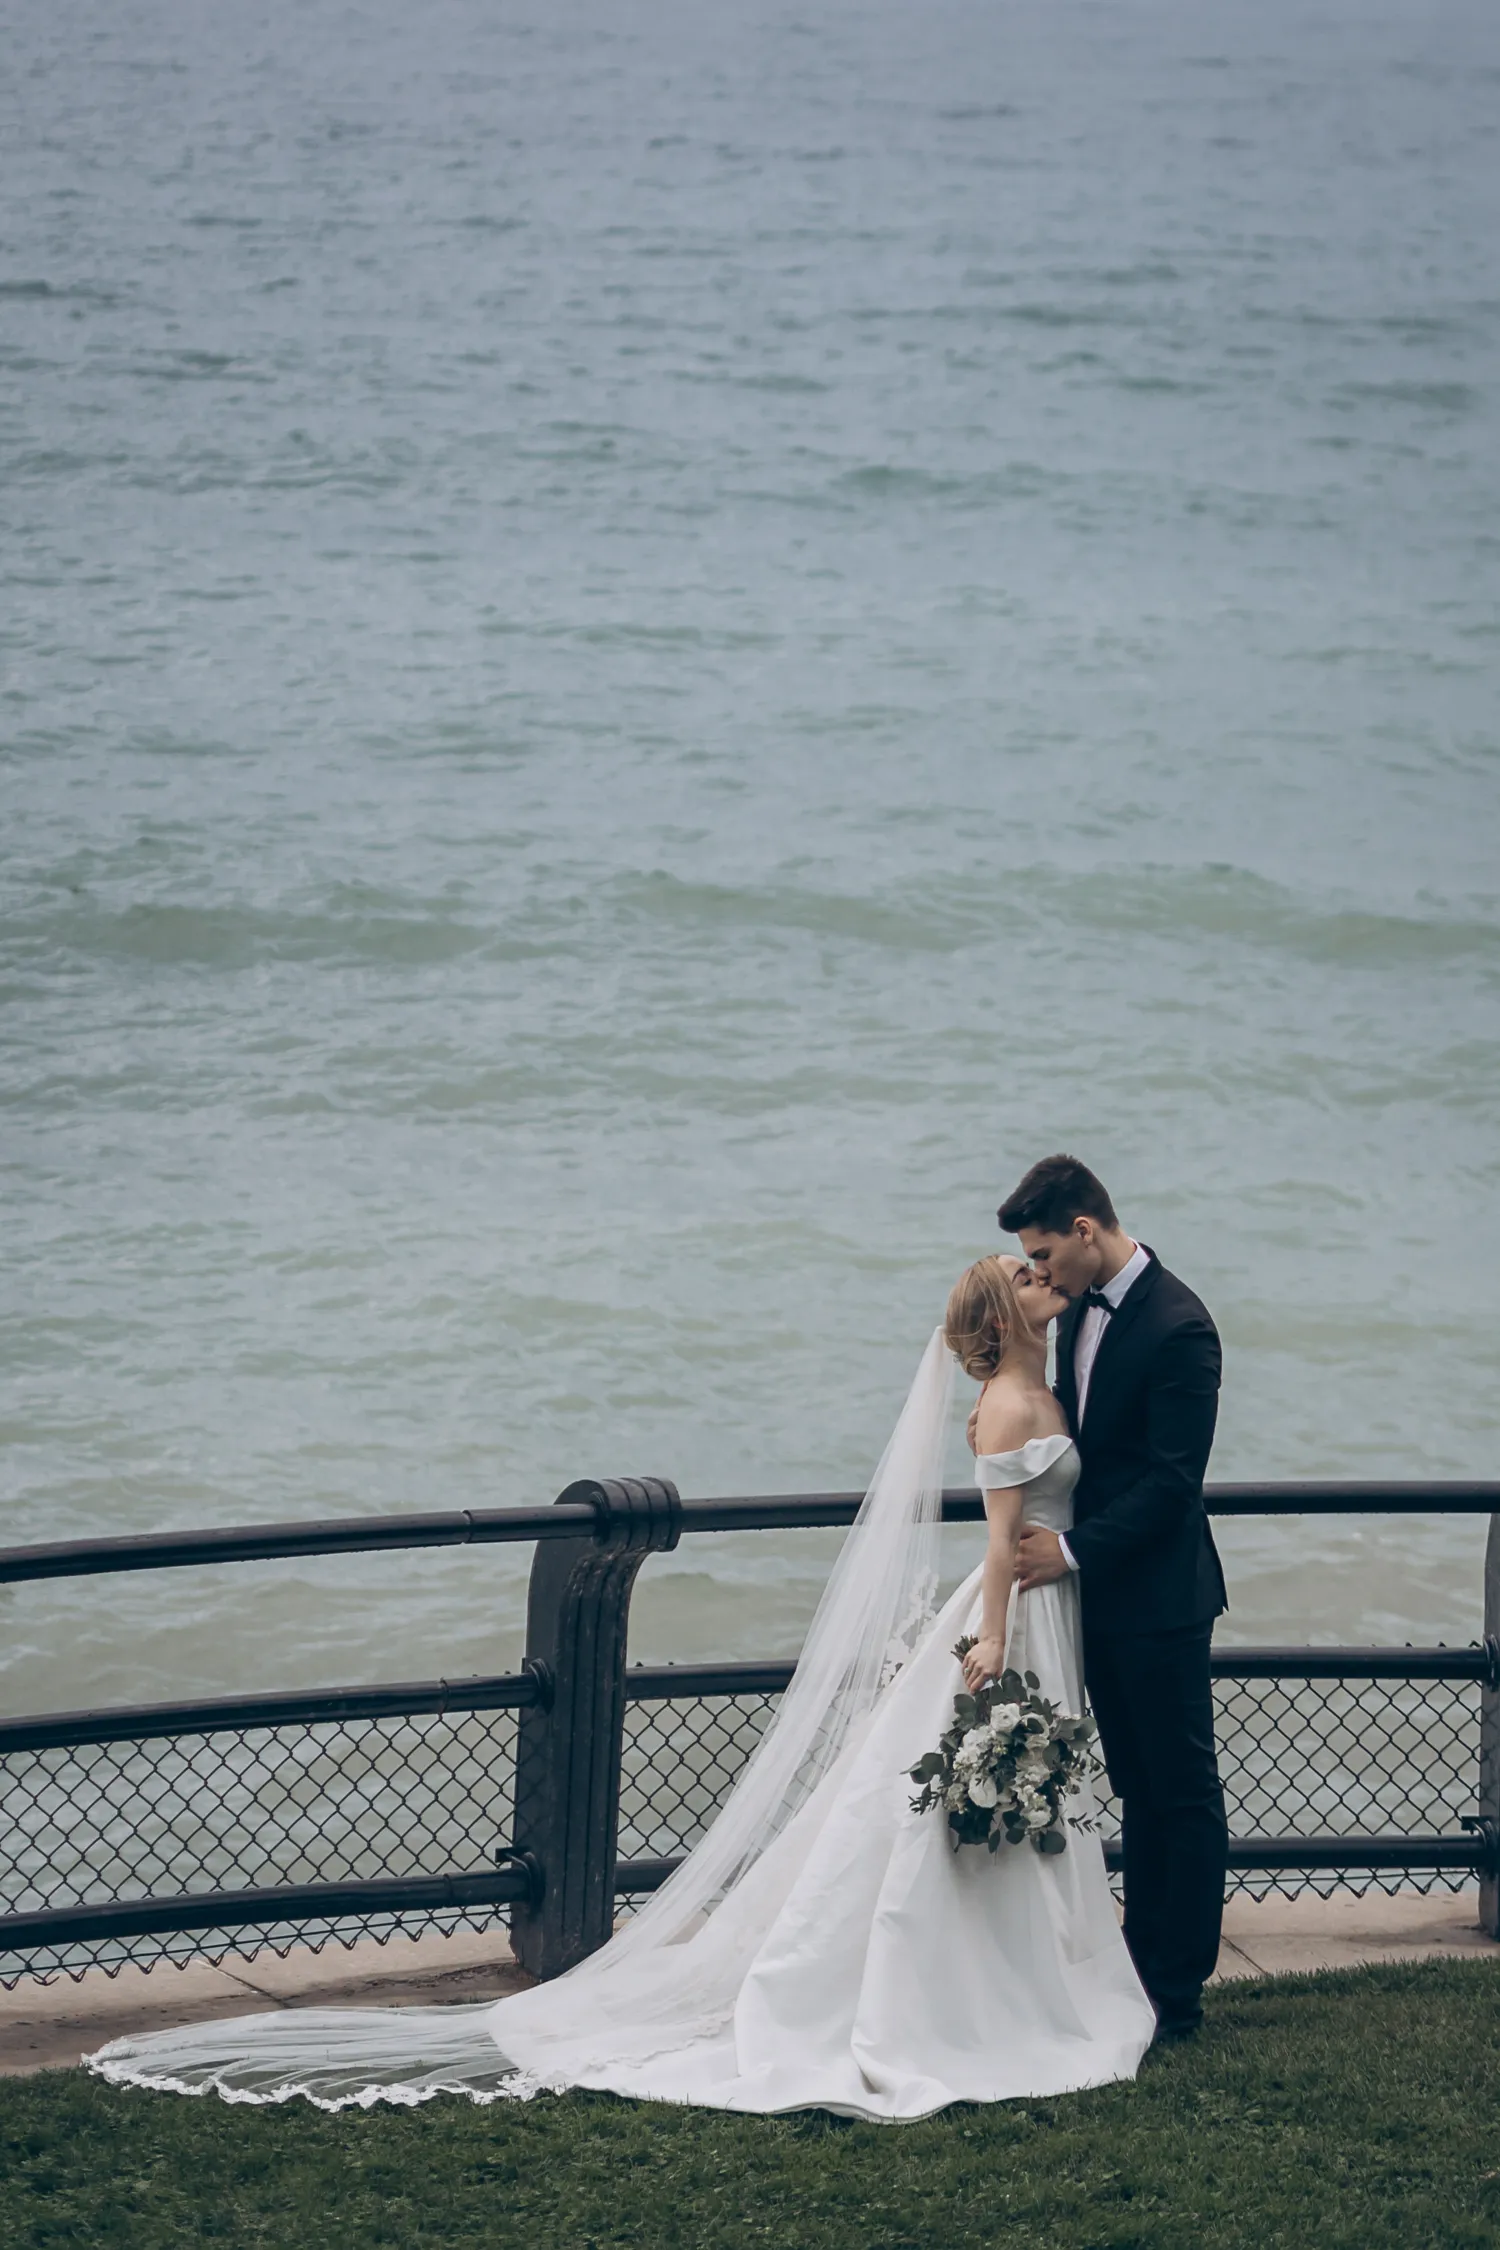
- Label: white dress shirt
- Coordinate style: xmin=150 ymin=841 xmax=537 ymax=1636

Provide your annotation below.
xmin=1056 ymin=1239 xmax=1150 ymax=1574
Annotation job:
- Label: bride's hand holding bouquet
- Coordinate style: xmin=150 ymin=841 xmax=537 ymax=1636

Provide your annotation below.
xmin=960 ymin=1635 xmax=1006 ymax=1694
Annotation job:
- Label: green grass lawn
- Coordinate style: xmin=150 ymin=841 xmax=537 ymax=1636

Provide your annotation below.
xmin=3 ymin=1960 xmax=1498 ymax=2249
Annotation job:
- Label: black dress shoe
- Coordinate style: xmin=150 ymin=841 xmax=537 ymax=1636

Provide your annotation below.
xmin=1151 ymin=2007 xmax=1203 ymax=2043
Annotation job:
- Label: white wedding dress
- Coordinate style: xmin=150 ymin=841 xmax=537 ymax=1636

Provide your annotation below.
xmin=89 ymin=1334 xmax=1154 ymax=2118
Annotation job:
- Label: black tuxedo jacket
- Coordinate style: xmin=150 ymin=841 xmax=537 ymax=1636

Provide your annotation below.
xmin=1057 ymin=1250 xmax=1227 ymax=1638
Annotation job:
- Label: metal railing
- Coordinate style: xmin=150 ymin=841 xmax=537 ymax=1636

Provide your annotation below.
xmin=1 ymin=1477 xmax=1497 ymax=1984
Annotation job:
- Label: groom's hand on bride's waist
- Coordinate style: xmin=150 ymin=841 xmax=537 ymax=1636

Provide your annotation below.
xmin=1016 ymin=1527 xmax=1071 ymax=1590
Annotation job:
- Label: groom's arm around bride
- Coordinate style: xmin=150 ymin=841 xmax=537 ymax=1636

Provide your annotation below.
xmin=994 ymin=1154 xmax=1230 ymax=2040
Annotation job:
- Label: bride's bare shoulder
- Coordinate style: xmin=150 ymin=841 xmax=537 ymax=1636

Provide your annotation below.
xmin=973 ymin=1384 xmax=1057 ymax=1457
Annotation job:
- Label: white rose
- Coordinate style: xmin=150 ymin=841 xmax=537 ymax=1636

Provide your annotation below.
xmin=960 ymin=1727 xmax=990 ymax=1758
xmin=967 ymin=1774 xmax=1000 ymax=1809
xmin=988 ymin=1703 xmax=1022 ymax=1736
xmin=1025 ymin=1803 xmax=1052 ymax=1831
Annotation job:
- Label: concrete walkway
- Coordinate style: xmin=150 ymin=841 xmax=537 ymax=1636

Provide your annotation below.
xmin=0 ymin=1928 xmax=532 ymax=2077
xmin=1 ymin=1890 xmax=1493 ymax=2078
xmin=1210 ymin=1886 xmax=1496 ymax=1983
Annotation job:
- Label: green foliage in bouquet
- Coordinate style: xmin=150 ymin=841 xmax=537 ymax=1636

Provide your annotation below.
xmin=907 ymin=1637 xmax=1102 ymax=1855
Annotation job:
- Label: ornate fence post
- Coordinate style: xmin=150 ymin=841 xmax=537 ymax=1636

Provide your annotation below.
xmin=508 ymin=1478 xmax=681 ymax=1979
xmin=1481 ymin=1512 xmax=1500 ymax=1939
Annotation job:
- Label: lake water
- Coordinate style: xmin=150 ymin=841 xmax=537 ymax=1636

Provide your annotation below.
xmin=3 ymin=0 xmax=1498 ymax=1718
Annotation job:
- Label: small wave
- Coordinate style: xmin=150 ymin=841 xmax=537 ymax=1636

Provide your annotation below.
xmin=1111 ymin=373 xmax=1211 ymax=395
xmin=39 ymin=897 xmax=500 ymax=973
xmin=609 ymin=870 xmax=984 ymax=954
xmin=1087 ymin=262 xmax=1183 ymax=287
xmin=1000 ymin=302 xmax=1127 ymax=329
xmin=831 ymin=461 xmax=1055 ymax=503
xmin=1334 ymin=379 xmax=1479 ymax=415
xmin=0 ymin=278 xmax=126 ymax=307
xmin=128 ymin=351 xmax=270 ymax=385
xmin=1048 ymin=864 xmax=1500 ymax=970
xmin=732 ymin=372 xmax=829 ymax=394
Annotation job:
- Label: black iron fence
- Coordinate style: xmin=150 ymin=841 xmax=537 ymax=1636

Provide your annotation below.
xmin=1 ymin=1477 xmax=1497 ymax=1985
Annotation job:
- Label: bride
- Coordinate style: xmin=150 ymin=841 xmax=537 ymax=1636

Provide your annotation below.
xmin=91 ymin=1256 xmax=1154 ymax=2118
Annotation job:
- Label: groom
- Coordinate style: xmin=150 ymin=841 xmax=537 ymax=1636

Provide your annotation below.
xmin=990 ymin=1154 xmax=1229 ymax=2039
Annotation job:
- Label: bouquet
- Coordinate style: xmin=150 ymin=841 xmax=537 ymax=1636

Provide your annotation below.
xmin=907 ymin=1637 xmax=1101 ymax=1856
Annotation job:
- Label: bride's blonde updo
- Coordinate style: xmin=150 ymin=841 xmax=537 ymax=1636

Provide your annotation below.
xmin=944 ymin=1256 xmax=1021 ymax=1382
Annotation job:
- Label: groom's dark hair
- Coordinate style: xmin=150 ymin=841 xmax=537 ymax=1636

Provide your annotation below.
xmin=998 ymin=1154 xmax=1118 ymax=1236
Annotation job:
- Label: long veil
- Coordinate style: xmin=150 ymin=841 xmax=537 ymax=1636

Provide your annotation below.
xmin=90 ymin=1329 xmax=955 ymax=2108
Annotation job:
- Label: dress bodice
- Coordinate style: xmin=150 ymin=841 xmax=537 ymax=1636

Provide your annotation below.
xmin=973 ymin=1433 xmax=1079 ymax=1533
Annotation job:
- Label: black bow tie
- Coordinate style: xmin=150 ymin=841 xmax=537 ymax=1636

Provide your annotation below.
xmin=1082 ymin=1289 xmax=1115 ymax=1314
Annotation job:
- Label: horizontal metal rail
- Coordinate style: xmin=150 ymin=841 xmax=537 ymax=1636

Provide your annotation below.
xmin=624 ymin=1648 xmax=1495 ymax=1699
xmin=1218 ymin=1835 xmax=1488 ymax=1873
xmin=1205 ymin=1481 xmax=1498 ymax=1517
xmin=615 ymin=1834 xmax=1488 ymax=1893
xmin=0 ymin=1867 xmax=538 ymax=1954
xmin=0 ymin=1505 xmax=601 ymax=1586
xmin=4 ymin=1830 xmax=1482 ymax=1957
xmin=1210 ymin=1643 xmax=1497 ymax=1684
xmin=0 ymin=1671 xmax=542 ymax=1756
xmin=3 ymin=1482 xmax=1496 ymax=1587
xmin=0 ymin=1646 xmax=1488 ymax=1754
xmin=668 ymin=1483 xmax=1500 ymax=1532
xmin=625 ymin=1661 xmax=800 ymax=1702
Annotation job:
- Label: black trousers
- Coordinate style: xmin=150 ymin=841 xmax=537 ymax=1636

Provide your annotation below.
xmin=1084 ymin=1622 xmax=1228 ymax=2020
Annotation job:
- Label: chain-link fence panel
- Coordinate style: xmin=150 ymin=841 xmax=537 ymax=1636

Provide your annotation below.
xmin=618 ymin=1693 xmax=780 ymax=1866
xmin=3 ymin=1908 xmax=514 ymax=1989
xmin=1208 ymin=1669 xmax=1479 ymax=1896
xmin=618 ymin=1669 xmax=1482 ymax=1904
xmin=0 ymin=1708 xmax=518 ymax=1986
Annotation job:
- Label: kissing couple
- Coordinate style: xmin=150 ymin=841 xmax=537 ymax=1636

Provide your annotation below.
xmin=94 ymin=1155 xmax=1229 ymax=2119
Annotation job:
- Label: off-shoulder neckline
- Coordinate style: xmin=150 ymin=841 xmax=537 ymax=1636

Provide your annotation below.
xmin=973 ymin=1432 xmax=1075 ymax=1465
